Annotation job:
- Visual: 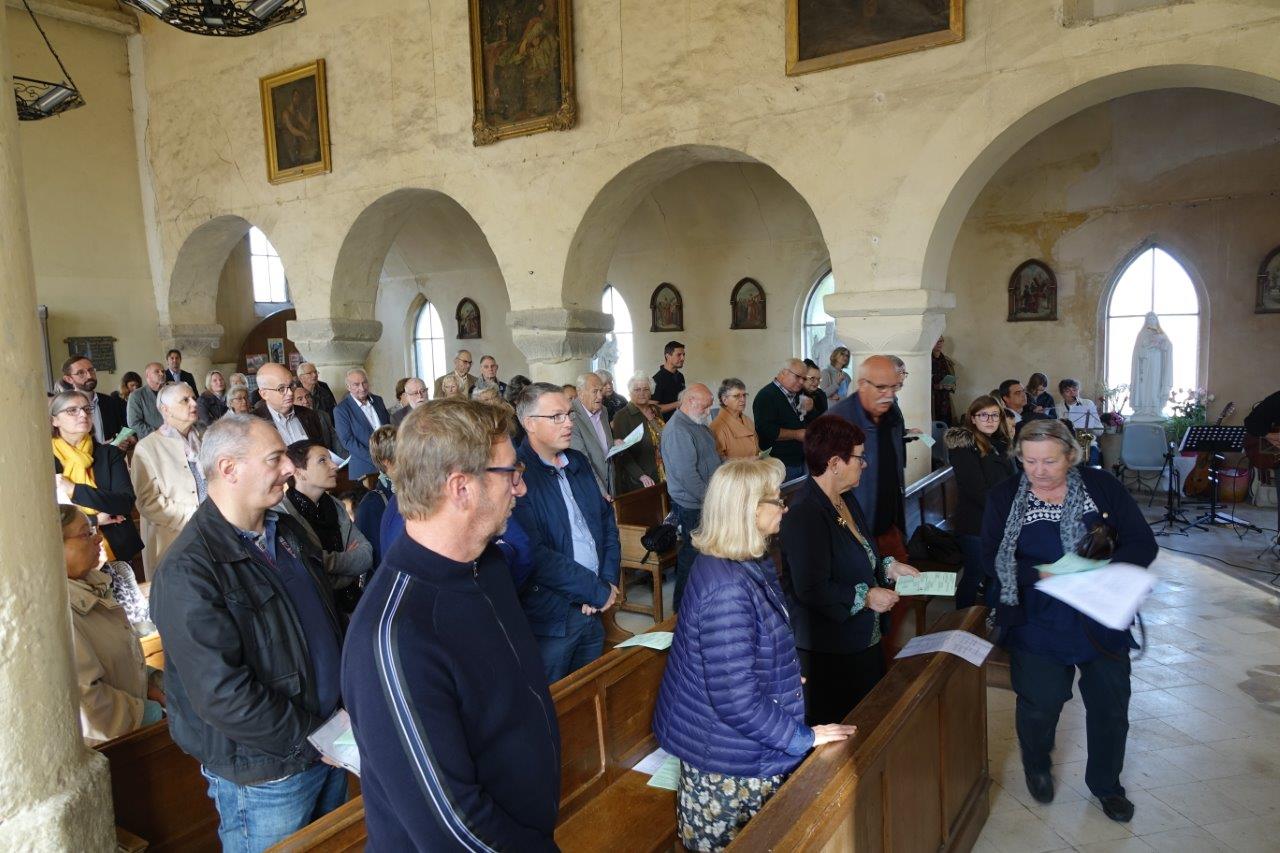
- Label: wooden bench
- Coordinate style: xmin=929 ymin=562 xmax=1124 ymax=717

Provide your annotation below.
xmin=613 ymin=482 xmax=677 ymax=625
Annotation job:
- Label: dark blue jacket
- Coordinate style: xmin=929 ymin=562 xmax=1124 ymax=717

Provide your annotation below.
xmin=512 ymin=440 xmax=620 ymax=638
xmin=653 ymin=555 xmax=814 ymax=778
xmin=342 ymin=535 xmax=560 ymax=852
xmin=355 ymin=479 xmax=394 ymax=566
xmin=333 ymin=393 xmax=390 ymax=479
xmin=827 ymin=397 xmax=905 ymax=530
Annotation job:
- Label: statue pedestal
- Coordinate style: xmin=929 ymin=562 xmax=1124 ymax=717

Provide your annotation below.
xmin=1128 ymin=411 xmax=1164 ymax=423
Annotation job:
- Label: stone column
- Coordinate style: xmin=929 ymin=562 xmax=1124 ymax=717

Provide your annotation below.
xmin=287 ymin=318 xmax=383 ymax=397
xmin=508 ymin=307 xmax=612 ymax=386
xmin=826 ymin=287 xmax=955 ymax=483
xmin=0 ymin=9 xmax=114 ymax=848
xmin=158 ymin=322 xmax=223 ymax=391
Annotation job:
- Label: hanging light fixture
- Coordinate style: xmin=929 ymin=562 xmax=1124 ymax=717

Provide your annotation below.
xmin=12 ymin=0 xmax=85 ymax=121
xmin=120 ymin=0 xmax=306 ymax=37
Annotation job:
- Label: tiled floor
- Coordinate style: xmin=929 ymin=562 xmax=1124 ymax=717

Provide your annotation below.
xmin=975 ymin=502 xmax=1280 ymax=853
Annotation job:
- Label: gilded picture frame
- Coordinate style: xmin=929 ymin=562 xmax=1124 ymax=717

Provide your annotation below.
xmin=649 ymin=283 xmax=684 ymax=332
xmin=456 ymin=298 xmax=483 ymax=339
xmin=1007 ymin=259 xmax=1058 ymax=322
xmin=786 ymin=0 xmax=964 ymax=77
xmin=259 ymin=60 xmax=332 ymax=184
xmin=730 ymin=278 xmax=767 ymax=330
xmin=469 ymin=0 xmax=578 ymax=146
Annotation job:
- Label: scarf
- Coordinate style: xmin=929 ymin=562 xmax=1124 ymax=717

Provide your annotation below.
xmin=159 ymin=424 xmax=207 ymax=503
xmin=53 ymin=435 xmax=97 ymax=506
xmin=287 ymin=488 xmax=343 ymax=553
xmin=995 ymin=466 xmax=1090 ymax=606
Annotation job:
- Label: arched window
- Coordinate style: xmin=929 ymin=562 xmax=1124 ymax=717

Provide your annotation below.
xmin=413 ymin=300 xmax=446 ymax=395
xmin=249 ymin=226 xmax=289 ymax=304
xmin=801 ymin=269 xmax=836 ymax=361
xmin=593 ymin=286 xmax=634 ymax=388
xmin=1105 ymin=246 xmax=1201 ymax=415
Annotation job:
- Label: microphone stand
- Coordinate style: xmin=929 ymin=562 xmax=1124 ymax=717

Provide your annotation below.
xmin=1152 ymin=441 xmax=1197 ymax=537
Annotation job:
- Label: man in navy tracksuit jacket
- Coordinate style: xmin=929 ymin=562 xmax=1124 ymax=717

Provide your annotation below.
xmin=341 ymin=398 xmax=560 ymax=851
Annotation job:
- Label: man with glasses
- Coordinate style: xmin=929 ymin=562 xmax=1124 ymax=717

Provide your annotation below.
xmin=660 ymin=384 xmax=722 ymax=612
xmin=334 ymin=368 xmax=390 ymax=485
xmin=390 ymin=377 xmax=429 ymax=427
xmin=61 ymin=355 xmax=129 ymax=447
xmin=253 ymin=362 xmax=324 ymax=446
xmin=296 ymin=362 xmax=337 ymax=417
xmin=512 ymin=383 xmax=620 ymax=682
xmin=753 ymin=358 xmax=813 ymax=482
xmin=434 ymin=349 xmax=477 ymax=399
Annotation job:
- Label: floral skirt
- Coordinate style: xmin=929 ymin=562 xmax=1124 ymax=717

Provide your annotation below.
xmin=676 ymin=762 xmax=786 ymax=852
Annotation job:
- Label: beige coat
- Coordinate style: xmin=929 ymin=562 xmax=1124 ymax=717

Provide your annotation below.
xmin=130 ymin=430 xmax=200 ymax=575
xmin=69 ymin=572 xmax=148 ymax=745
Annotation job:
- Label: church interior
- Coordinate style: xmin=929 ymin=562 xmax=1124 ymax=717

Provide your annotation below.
xmin=3 ymin=0 xmax=1280 ymax=850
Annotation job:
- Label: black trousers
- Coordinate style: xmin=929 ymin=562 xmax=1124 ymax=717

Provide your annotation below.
xmin=798 ymin=643 xmax=885 ymax=727
xmin=1009 ymin=647 xmax=1131 ymax=798
xmin=672 ymin=504 xmax=702 ymax=614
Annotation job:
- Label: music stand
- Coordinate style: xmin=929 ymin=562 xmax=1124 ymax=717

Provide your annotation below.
xmin=1151 ymin=440 xmax=1196 ymax=537
xmin=1180 ymin=426 xmax=1257 ymax=530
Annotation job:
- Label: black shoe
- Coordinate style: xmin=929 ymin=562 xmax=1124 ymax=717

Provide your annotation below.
xmin=1025 ymin=770 xmax=1054 ymax=804
xmin=1100 ymin=795 xmax=1134 ymax=822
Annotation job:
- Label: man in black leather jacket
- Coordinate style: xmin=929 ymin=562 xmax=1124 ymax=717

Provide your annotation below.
xmin=150 ymin=414 xmax=347 ymax=852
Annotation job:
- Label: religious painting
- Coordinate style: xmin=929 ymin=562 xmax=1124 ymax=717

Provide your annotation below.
xmin=730 ymin=278 xmax=767 ymax=330
xmin=267 ymin=338 xmax=286 ymax=364
xmin=1007 ymin=260 xmax=1058 ymax=322
xmin=259 ymin=60 xmax=332 ymax=184
xmin=469 ymin=0 xmax=578 ymax=146
xmin=456 ymin=298 xmax=483 ymax=339
xmin=786 ymin=0 xmax=964 ymax=76
xmin=649 ymin=283 xmax=684 ymax=332
xmin=1257 ymin=245 xmax=1280 ymax=314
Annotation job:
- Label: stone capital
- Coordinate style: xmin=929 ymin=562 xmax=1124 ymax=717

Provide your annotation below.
xmin=507 ymin=308 xmax=614 ymax=384
xmin=286 ymin=318 xmax=384 ymax=367
xmin=826 ymin=288 xmax=955 ymax=355
xmin=157 ymin=323 xmax=224 ymax=357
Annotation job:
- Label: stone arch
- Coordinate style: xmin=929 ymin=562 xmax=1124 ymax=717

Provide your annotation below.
xmin=166 ymin=214 xmax=260 ymax=324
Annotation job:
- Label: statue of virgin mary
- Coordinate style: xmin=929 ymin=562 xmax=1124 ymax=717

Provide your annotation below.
xmin=1130 ymin=311 xmax=1173 ymax=421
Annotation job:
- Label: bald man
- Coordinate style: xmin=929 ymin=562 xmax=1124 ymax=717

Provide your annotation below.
xmin=433 ymin=349 xmax=477 ymax=399
xmin=253 ymin=362 xmax=324 ymax=445
xmin=127 ymin=361 xmax=168 ymax=439
xmin=753 ymin=358 xmax=812 ymax=481
xmin=659 ymin=384 xmax=723 ymax=611
xmin=334 ymin=368 xmax=390 ymax=481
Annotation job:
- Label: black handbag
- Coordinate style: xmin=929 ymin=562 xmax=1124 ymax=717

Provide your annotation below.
xmin=640 ymin=522 xmax=678 ymax=561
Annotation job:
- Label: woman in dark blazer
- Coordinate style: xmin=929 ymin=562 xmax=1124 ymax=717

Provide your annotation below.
xmin=779 ymin=416 xmax=921 ymax=726
xmin=610 ymin=373 xmax=663 ymax=495
xmin=50 ymin=391 xmax=144 ymax=564
xmin=945 ymin=395 xmax=1015 ymax=608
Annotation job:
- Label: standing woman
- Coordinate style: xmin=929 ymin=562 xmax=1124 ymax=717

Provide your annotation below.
xmin=196 ymin=370 xmax=228 ymax=425
xmin=779 ymin=416 xmax=920 ymax=726
xmin=820 ymin=346 xmax=852 ymax=403
xmin=709 ymin=378 xmax=758 ymax=460
xmin=945 ymin=395 xmax=1015 ymax=609
xmin=982 ymin=418 xmax=1156 ymax=823
xmin=50 ymin=390 xmax=144 ymax=565
xmin=654 ymin=458 xmax=855 ymax=852
xmin=610 ymin=372 xmax=664 ymax=494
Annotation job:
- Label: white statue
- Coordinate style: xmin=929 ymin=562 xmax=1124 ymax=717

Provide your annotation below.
xmin=1129 ymin=311 xmax=1173 ymax=421
xmin=594 ymin=335 xmax=619 ymax=377
xmin=810 ymin=321 xmax=843 ymax=371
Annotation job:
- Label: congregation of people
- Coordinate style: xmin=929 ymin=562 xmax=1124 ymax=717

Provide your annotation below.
xmin=50 ymin=336 xmax=1157 ymax=851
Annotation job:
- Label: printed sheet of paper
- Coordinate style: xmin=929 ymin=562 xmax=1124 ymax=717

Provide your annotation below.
xmin=616 ymin=631 xmax=674 ymax=651
xmin=606 ymin=424 xmax=644 ymax=460
xmin=1035 ymin=563 xmax=1156 ymax=630
xmin=110 ymin=427 xmax=135 ymax=447
xmin=329 ymin=451 xmax=350 ymax=469
xmin=646 ymin=755 xmax=681 ymax=790
xmin=1036 ymin=552 xmax=1110 ymax=576
xmin=916 ymin=432 xmax=937 ymax=449
xmin=895 ymin=572 xmax=957 ymax=597
xmin=895 ymin=629 xmax=994 ymax=667
xmin=307 ymin=708 xmax=361 ymax=776
xmin=633 ymin=747 xmax=672 ymax=776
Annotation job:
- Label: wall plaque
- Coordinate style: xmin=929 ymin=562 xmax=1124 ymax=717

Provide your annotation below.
xmin=65 ymin=336 xmax=117 ymax=372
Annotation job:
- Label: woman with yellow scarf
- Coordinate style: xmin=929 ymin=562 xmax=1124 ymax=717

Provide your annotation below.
xmin=51 ymin=391 xmax=144 ymax=565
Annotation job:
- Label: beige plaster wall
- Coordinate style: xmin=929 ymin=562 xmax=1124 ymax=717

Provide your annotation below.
xmin=8 ymin=9 xmax=158 ymax=386
xmin=211 ymin=235 xmax=264 ymax=365
xmin=946 ymin=89 xmax=1280 ymax=423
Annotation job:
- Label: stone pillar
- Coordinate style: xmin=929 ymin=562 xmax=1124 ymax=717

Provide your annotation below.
xmin=508 ymin=307 xmax=612 ymax=386
xmin=158 ymin=322 xmax=223 ymax=391
xmin=287 ymin=318 xmax=383 ymax=397
xmin=826 ymin=288 xmax=955 ymax=483
xmin=0 ymin=9 xmax=114 ymax=848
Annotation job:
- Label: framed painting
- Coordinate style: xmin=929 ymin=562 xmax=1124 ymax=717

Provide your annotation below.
xmin=786 ymin=0 xmax=964 ymax=76
xmin=1257 ymin=245 xmax=1280 ymax=314
xmin=730 ymin=278 xmax=767 ymax=330
xmin=456 ymin=298 xmax=483 ymax=339
xmin=267 ymin=337 xmax=286 ymax=364
xmin=469 ymin=0 xmax=577 ymax=146
xmin=650 ymin=283 xmax=684 ymax=332
xmin=259 ymin=60 xmax=331 ymax=184
xmin=1007 ymin=260 xmax=1058 ymax=322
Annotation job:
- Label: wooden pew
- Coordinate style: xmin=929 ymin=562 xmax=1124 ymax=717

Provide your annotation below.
xmin=613 ymin=482 xmax=677 ymax=624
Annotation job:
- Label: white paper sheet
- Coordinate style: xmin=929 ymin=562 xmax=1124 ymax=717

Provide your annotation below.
xmin=606 ymin=424 xmax=645 ymax=459
xmin=895 ymin=629 xmax=994 ymax=667
xmin=1034 ymin=563 xmax=1156 ymax=630
xmin=307 ymin=709 xmax=361 ymax=776
xmin=633 ymin=747 xmax=672 ymax=776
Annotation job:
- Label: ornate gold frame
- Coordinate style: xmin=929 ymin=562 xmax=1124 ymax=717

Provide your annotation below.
xmin=259 ymin=59 xmax=332 ymax=184
xmin=469 ymin=0 xmax=577 ymax=146
xmin=786 ymin=0 xmax=964 ymax=76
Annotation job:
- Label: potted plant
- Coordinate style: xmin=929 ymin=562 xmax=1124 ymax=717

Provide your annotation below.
xmin=1098 ymin=383 xmax=1128 ymax=434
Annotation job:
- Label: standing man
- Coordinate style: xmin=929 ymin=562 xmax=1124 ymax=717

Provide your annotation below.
xmin=659 ymin=384 xmax=722 ymax=612
xmin=513 ymin=383 xmax=620 ymax=682
xmin=254 ymin=362 xmax=324 ymax=445
xmin=390 ymin=377 xmax=428 ymax=427
xmin=164 ymin=349 xmax=199 ymax=395
xmin=127 ymin=361 xmax=167 ymax=439
xmin=597 ymin=369 xmax=627 ymax=420
xmin=652 ymin=340 xmax=686 ymax=421
xmin=61 ymin=355 xmax=128 ymax=446
xmin=476 ymin=354 xmax=508 ymax=398
xmin=434 ymin=349 xmax=478 ymax=399
xmin=569 ymin=372 xmax=615 ymax=498
xmin=754 ymin=359 xmax=813 ymax=481
xmin=150 ymin=415 xmax=346 ymax=851
xmin=334 ymin=368 xmax=390 ymax=484
xmin=296 ymin=362 xmax=337 ymax=417
xmin=342 ymin=399 xmax=560 ymax=851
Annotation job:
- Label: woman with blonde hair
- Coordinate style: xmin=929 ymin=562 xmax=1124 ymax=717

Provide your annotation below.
xmin=654 ymin=457 xmax=855 ymax=851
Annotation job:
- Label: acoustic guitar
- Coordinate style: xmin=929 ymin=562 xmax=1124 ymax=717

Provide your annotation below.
xmin=1183 ymin=402 xmax=1236 ymax=498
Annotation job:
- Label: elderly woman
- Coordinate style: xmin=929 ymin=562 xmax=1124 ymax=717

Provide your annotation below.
xmin=610 ymin=372 xmax=664 ymax=493
xmin=780 ymin=416 xmax=921 ymax=726
xmin=982 ymin=418 xmax=1156 ymax=823
xmin=51 ymin=390 xmax=144 ymax=564
xmin=225 ymin=385 xmax=252 ymax=415
xmin=654 ymin=458 xmax=855 ymax=851
xmin=439 ymin=373 xmax=462 ymax=399
xmin=62 ymin=506 xmax=164 ymax=744
xmin=197 ymin=370 xmax=228 ymax=425
xmin=709 ymin=378 xmax=758 ymax=460
xmin=820 ymin=346 xmax=852 ymax=402
xmin=130 ymin=383 xmax=205 ymax=573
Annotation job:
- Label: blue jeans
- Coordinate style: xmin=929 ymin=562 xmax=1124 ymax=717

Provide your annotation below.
xmin=673 ymin=504 xmax=702 ymax=613
xmin=537 ymin=605 xmax=605 ymax=682
xmin=201 ymin=762 xmax=348 ymax=853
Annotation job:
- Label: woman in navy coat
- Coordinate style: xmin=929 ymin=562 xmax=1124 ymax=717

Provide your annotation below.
xmin=653 ymin=457 xmax=854 ymax=852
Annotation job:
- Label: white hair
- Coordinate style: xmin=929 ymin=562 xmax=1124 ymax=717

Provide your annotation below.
xmin=575 ymin=372 xmax=602 ymax=391
xmin=157 ymin=382 xmax=192 ymax=409
xmin=627 ymin=371 xmax=653 ymax=394
xmin=345 ymin=368 xmax=368 ymax=382
xmin=596 ymin=369 xmax=614 ymax=383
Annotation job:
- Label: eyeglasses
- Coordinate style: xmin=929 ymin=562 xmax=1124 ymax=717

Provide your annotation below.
xmin=528 ymin=412 xmax=571 ymax=425
xmin=859 ymin=380 xmax=904 ymax=393
xmin=724 ymin=391 xmax=748 ymax=399
xmin=974 ymin=412 xmax=1001 ymax=421
xmin=56 ymin=405 xmax=91 ymax=417
xmin=64 ymin=526 xmax=99 ymax=541
xmin=846 ymin=455 xmax=869 ymax=468
xmin=457 ymin=359 xmax=472 ymax=366
xmin=485 ymin=462 xmax=526 ymax=486
xmin=785 ymin=369 xmax=807 ymax=381
xmin=758 ymin=498 xmax=787 ymax=508
xmin=262 ymin=384 xmax=293 ymax=396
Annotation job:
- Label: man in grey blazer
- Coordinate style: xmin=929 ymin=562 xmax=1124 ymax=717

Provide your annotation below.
xmin=570 ymin=372 xmax=616 ymax=498
xmin=127 ymin=361 xmax=167 ymax=439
